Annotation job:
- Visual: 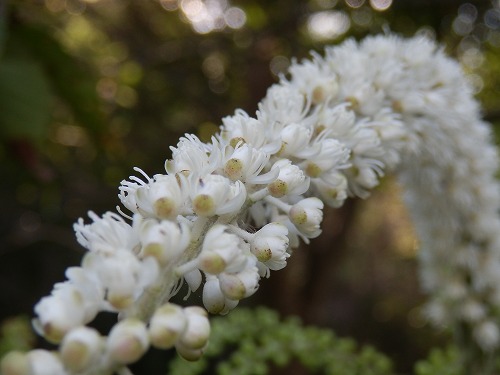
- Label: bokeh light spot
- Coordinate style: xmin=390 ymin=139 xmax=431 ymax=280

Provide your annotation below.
xmin=370 ymin=0 xmax=392 ymax=12
xmin=307 ymin=11 xmax=350 ymax=41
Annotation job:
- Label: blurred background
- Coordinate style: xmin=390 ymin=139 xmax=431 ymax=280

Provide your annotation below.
xmin=0 ymin=0 xmax=499 ymax=373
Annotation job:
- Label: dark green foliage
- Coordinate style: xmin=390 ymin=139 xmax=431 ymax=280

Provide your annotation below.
xmin=0 ymin=316 xmax=34 ymax=358
xmin=169 ymin=307 xmax=393 ymax=375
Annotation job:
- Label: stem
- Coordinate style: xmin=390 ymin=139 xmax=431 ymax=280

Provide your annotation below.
xmin=249 ymin=187 xmax=269 ymax=202
xmin=228 ymin=224 xmax=253 ymax=241
xmin=123 ymin=216 xmax=216 ymax=321
xmin=264 ymin=196 xmax=292 ymax=213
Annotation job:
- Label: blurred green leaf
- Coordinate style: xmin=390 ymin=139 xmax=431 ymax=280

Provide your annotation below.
xmin=13 ymin=25 xmax=105 ymax=135
xmin=0 ymin=316 xmax=35 ymax=357
xmin=0 ymin=57 xmax=52 ymax=141
xmin=0 ymin=2 xmax=6 ymax=57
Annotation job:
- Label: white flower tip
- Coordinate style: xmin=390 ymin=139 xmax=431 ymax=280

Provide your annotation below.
xmin=268 ymin=179 xmax=287 ymax=198
xmin=175 ymin=342 xmax=204 ymax=362
xmin=153 ymin=197 xmax=177 ymax=219
xmin=108 ymin=292 xmax=135 ymax=310
xmin=199 ymin=251 xmax=228 ymax=274
xmin=192 ymin=194 xmax=216 ymax=216
xmin=0 ymin=352 xmax=30 ymax=375
xmin=149 ymin=304 xmax=187 ymax=349
xmin=60 ymin=327 xmax=101 ymax=372
xmin=27 ymin=350 xmax=65 ymax=375
xmin=178 ymin=309 xmax=210 ymax=350
xmin=32 ymin=318 xmax=68 ymax=345
xmin=107 ymin=319 xmax=149 ymax=364
xmin=224 ymin=158 xmax=244 ymax=180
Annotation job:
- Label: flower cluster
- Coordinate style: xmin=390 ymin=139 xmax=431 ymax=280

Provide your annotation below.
xmin=3 ymin=34 xmax=500 ymax=374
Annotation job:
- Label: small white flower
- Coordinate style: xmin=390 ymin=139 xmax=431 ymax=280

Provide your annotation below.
xmin=287 ymin=56 xmax=339 ymax=104
xmin=107 ymin=319 xmax=150 ymax=364
xmin=258 ymin=83 xmax=309 ymax=126
xmin=166 ymin=134 xmax=219 ymax=177
xmin=197 ymin=225 xmax=246 ymax=275
xmin=218 ymin=260 xmax=260 ymax=300
xmin=278 ymin=123 xmax=314 ymax=159
xmin=135 ymin=174 xmax=190 ymax=219
xmin=190 ymin=174 xmax=246 ymax=216
xmin=220 ymin=109 xmax=281 ymax=154
xmin=149 ymin=303 xmax=188 ymax=349
xmin=139 ymin=218 xmax=191 ymax=266
xmin=300 ymin=138 xmax=350 ymax=178
xmin=33 ymin=284 xmax=89 ymax=344
xmin=268 ymin=159 xmax=310 ymax=198
xmin=289 ymin=197 xmax=324 ymax=239
xmin=82 ymin=250 xmax=159 ymax=310
xmin=312 ymin=171 xmax=348 ymax=208
xmin=60 ymin=326 xmax=102 ymax=373
xmin=250 ymin=223 xmax=290 ymax=271
xmin=74 ymin=211 xmax=139 ymax=255
xmin=177 ymin=307 xmax=210 ymax=350
xmin=26 ymin=350 xmax=66 ymax=375
xmin=202 ymin=275 xmax=238 ymax=315
xmin=222 ymin=143 xmax=277 ymax=184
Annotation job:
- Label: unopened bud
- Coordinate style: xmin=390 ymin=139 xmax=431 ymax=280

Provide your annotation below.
xmin=178 ymin=307 xmax=210 ymax=350
xmin=202 ymin=277 xmax=226 ymax=314
xmin=0 ymin=352 xmax=30 ymax=375
xmin=175 ymin=341 xmax=204 ymax=362
xmin=60 ymin=327 xmax=102 ymax=372
xmin=107 ymin=319 xmax=149 ymax=364
xmin=192 ymin=194 xmax=216 ymax=216
xmin=219 ymin=268 xmax=259 ymax=300
xmin=149 ymin=304 xmax=187 ymax=349
xmin=27 ymin=350 xmax=65 ymax=375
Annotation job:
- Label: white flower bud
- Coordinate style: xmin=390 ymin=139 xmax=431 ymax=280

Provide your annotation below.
xmin=221 ymin=109 xmax=282 ymax=154
xmin=250 ymin=223 xmax=290 ymax=271
xmin=191 ymin=175 xmax=246 ymax=216
xmin=0 ymin=352 xmax=31 ymax=375
xmin=312 ymin=171 xmax=348 ymax=208
xmin=268 ymin=159 xmax=310 ymax=198
xmin=202 ymin=276 xmax=238 ymax=315
xmin=60 ymin=327 xmax=102 ymax=373
xmin=107 ymin=319 xmax=149 ymax=364
xmin=302 ymin=138 xmax=350 ymax=178
xmin=278 ymin=124 xmax=314 ymax=158
xmin=140 ymin=219 xmax=190 ymax=265
xmin=175 ymin=341 xmax=205 ymax=362
xmin=135 ymin=174 xmax=189 ymax=219
xmin=149 ymin=303 xmax=187 ymax=349
xmin=33 ymin=285 xmax=87 ymax=344
xmin=289 ymin=197 xmax=324 ymax=239
xmin=166 ymin=134 xmax=218 ymax=176
xmin=83 ymin=251 xmax=159 ymax=310
xmin=74 ymin=211 xmax=138 ymax=255
xmin=198 ymin=225 xmax=245 ymax=275
xmin=27 ymin=350 xmax=65 ymax=375
xmin=184 ymin=269 xmax=202 ymax=293
xmin=178 ymin=307 xmax=210 ymax=350
xmin=223 ymin=143 xmax=278 ymax=185
xmin=218 ymin=265 xmax=260 ymax=300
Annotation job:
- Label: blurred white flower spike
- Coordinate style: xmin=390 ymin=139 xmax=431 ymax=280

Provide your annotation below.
xmin=3 ymin=33 xmax=500 ymax=374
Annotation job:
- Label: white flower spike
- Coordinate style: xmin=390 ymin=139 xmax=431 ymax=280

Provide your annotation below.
xmin=6 ymin=33 xmax=500 ymax=374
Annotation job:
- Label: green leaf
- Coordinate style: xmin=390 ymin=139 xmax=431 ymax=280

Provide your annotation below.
xmin=0 ymin=57 xmax=52 ymax=140
xmin=12 ymin=25 xmax=105 ymax=135
xmin=0 ymin=2 xmax=7 ymax=57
